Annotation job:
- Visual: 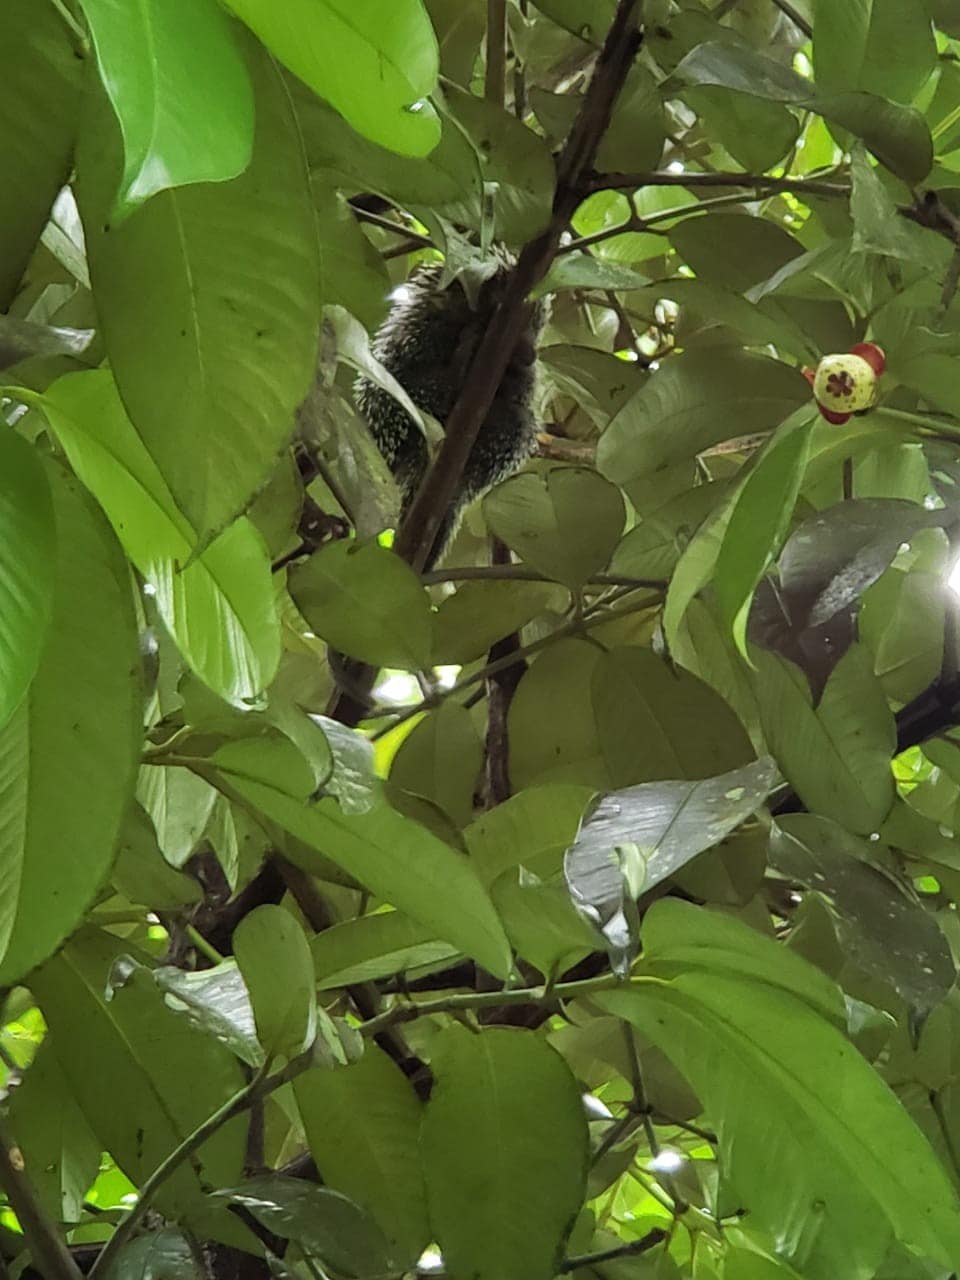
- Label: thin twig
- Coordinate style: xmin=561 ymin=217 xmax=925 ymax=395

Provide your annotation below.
xmin=769 ymin=0 xmax=813 ymax=37
xmin=0 ymin=1117 xmax=83 ymax=1280
xmin=350 ymin=207 xmax=432 ymax=251
xmin=585 ymin=169 xmax=850 ymax=199
xmin=422 ymin=564 xmax=666 ymax=588
xmin=560 ymin=1228 xmax=667 ymax=1273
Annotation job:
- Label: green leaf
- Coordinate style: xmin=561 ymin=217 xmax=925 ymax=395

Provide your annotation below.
xmin=0 ymin=463 xmax=140 ymax=985
xmin=483 ymin=468 xmax=625 ymax=590
xmin=0 ymin=431 xmax=54 ymax=731
xmin=531 ymin=0 xmax=616 ymax=44
xmin=220 ymin=1175 xmax=397 ymax=1276
xmin=228 ymin=0 xmax=440 ymax=157
xmin=670 ymin=213 xmax=804 ymax=294
xmin=220 ymin=778 xmax=512 ymax=978
xmin=491 ymin=873 xmax=596 ymax=977
xmin=294 ymin=1044 xmax=430 ymax=1263
xmin=508 ymin=639 xmax=610 ymax=790
xmin=639 ymin=898 xmax=845 ymax=1022
xmin=233 ymin=905 xmax=317 ymax=1059
xmin=596 ymin=66 xmax=666 ymax=171
xmin=137 ymin=765 xmax=218 ymax=869
xmin=714 ymin=414 xmax=813 ymax=655
xmin=684 ymin=85 xmax=799 ymax=172
xmin=0 ymin=0 xmax=84 ymax=309
xmin=112 ymin=804 xmax=203 ymax=909
xmin=103 ymin=1229 xmax=203 ymax=1280
xmin=753 ymin=644 xmax=896 ymax=834
xmin=812 ymin=0 xmax=936 ymax=105
xmin=421 ymin=1026 xmax=588 ymax=1280
xmin=31 ymin=930 xmax=246 ymax=1215
xmin=675 ymin=41 xmax=933 ymax=183
xmin=772 ymin=814 xmax=955 ymax=1015
xmin=150 ymin=960 xmax=262 ymax=1068
xmin=76 ymin=0 xmax=254 ymax=215
xmin=314 ymin=186 xmax=391 ymax=332
xmin=289 ymin=540 xmax=433 ymax=670
xmin=599 ymin=969 xmax=960 ymax=1274
xmin=597 ymin=350 xmax=809 ymax=486
xmin=8 ymin=1043 xmax=100 ymax=1226
xmin=75 ymin=42 xmax=320 ymax=539
xmin=850 ymin=149 xmax=943 ymax=266
xmin=591 ymin=646 xmax=754 ymax=788
xmin=311 ymin=911 xmax=458 ymax=989
xmin=442 ymin=85 xmax=555 ymax=245
xmin=431 ymin=579 xmax=557 ymax=665
xmin=464 ymin=784 xmax=595 ymax=885
xmin=563 ymin=758 xmax=778 ymax=970
xmin=41 ymin=370 xmax=281 ymax=706
xmin=295 ymin=88 xmax=482 ymax=224
xmin=390 ymin=701 xmax=483 ymax=828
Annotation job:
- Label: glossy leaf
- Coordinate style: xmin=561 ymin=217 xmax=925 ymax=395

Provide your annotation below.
xmin=0 ymin=464 xmax=140 ymax=984
xmin=41 ymin=369 xmax=281 ymax=705
xmin=564 ymin=758 xmax=778 ymax=971
xmin=422 ymin=1026 xmax=588 ymax=1280
xmin=233 ymin=905 xmax=318 ymax=1059
xmin=0 ymin=431 xmax=54 ymax=731
xmin=75 ymin=43 xmax=319 ymax=539
xmin=228 ymin=0 xmax=441 ymax=156
xmin=76 ymin=0 xmax=254 ymax=214
xmin=295 ymin=1045 xmax=430 ymax=1263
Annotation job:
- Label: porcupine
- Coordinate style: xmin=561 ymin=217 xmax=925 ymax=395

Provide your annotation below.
xmin=354 ymin=258 xmax=547 ymax=569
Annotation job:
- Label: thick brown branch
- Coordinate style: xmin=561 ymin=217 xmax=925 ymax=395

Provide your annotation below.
xmin=392 ymin=0 xmax=643 ymax=575
xmin=0 ymin=1118 xmax=82 ymax=1280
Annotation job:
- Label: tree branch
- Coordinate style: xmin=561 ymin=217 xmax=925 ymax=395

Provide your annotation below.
xmin=0 ymin=1117 xmax=83 ymax=1280
xmin=770 ymin=0 xmax=813 ymax=37
xmin=393 ymin=0 xmax=644 ymax=575
xmin=560 ymin=1227 xmax=667 ymax=1272
xmin=585 ymin=169 xmax=850 ymax=198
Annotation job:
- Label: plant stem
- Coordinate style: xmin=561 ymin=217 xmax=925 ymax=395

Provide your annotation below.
xmin=585 ymin=169 xmax=850 ymax=199
xmin=184 ymin=925 xmax=225 ymax=967
xmin=0 ymin=1117 xmax=83 ymax=1280
xmin=422 ymin=564 xmax=665 ymax=589
xmin=560 ymin=1227 xmax=667 ymax=1272
xmin=769 ymin=0 xmax=813 ymax=37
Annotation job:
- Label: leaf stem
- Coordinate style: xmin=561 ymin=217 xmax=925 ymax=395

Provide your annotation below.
xmin=560 ymin=1227 xmax=667 ymax=1272
xmin=585 ymin=170 xmax=850 ymax=199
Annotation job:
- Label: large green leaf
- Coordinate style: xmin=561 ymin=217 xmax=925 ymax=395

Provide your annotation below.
xmin=591 ymin=646 xmax=754 ymax=788
xmin=219 ymin=777 xmax=512 ymax=978
xmin=75 ymin=43 xmax=319 ymax=539
xmin=812 ymin=0 xmax=936 ymax=105
xmin=463 ymin=784 xmax=595 ymax=885
xmin=421 ymin=1026 xmax=588 ymax=1280
xmin=76 ymin=0 xmax=254 ymax=214
xmin=0 ymin=0 xmax=84 ymax=308
xmin=483 ymin=468 xmax=625 ymax=590
xmin=431 ymin=579 xmax=558 ymax=665
xmin=30 ymin=930 xmax=246 ymax=1215
xmin=596 ymin=350 xmax=809 ymax=486
xmin=601 ymin=946 xmax=960 ymax=1275
xmin=390 ymin=701 xmax=483 ymax=828
xmin=40 ymin=370 xmax=280 ymax=705
xmin=227 ymin=0 xmax=440 ymax=157
xmin=289 ymin=540 xmax=433 ymax=670
xmin=713 ymin=413 xmax=813 ymax=655
xmin=233 ymin=905 xmax=317 ymax=1060
xmin=0 ymin=463 xmax=140 ymax=984
xmin=295 ymin=1044 xmax=430 ymax=1263
xmin=8 ymin=1043 xmax=100 ymax=1226
xmin=0 ymin=431 xmax=54 ymax=732
xmin=753 ymin=644 xmax=895 ymax=834
xmin=675 ymin=41 xmax=933 ymax=183
xmin=311 ymin=911 xmax=458 ymax=989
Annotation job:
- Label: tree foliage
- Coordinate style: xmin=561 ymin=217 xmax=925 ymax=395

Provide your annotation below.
xmin=3 ymin=1 xmax=960 ymax=1278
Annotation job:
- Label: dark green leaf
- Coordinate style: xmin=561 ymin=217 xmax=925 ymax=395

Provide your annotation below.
xmin=234 ymin=905 xmax=317 ymax=1059
xmin=812 ymin=0 xmax=936 ymax=105
xmin=390 ymin=701 xmax=483 ymax=827
xmin=295 ymin=1045 xmax=430 ymax=1263
xmin=421 ymin=1026 xmax=588 ymax=1280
